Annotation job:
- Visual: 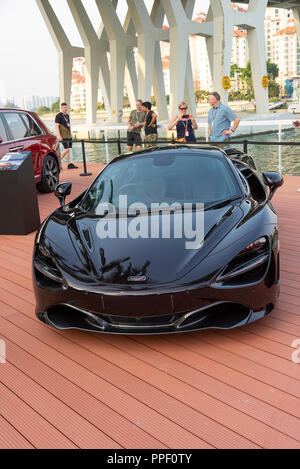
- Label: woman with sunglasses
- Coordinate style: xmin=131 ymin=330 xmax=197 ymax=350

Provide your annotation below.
xmin=168 ymin=102 xmax=198 ymax=143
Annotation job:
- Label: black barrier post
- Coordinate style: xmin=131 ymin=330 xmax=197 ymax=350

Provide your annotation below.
xmin=80 ymin=140 xmax=92 ymax=177
xmin=243 ymin=140 xmax=248 ymax=154
xmin=117 ymin=131 xmax=122 ymax=155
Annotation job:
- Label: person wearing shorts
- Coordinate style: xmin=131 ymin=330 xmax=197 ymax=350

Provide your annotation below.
xmin=127 ymin=100 xmax=146 ymax=152
xmin=55 ymin=103 xmax=78 ymax=169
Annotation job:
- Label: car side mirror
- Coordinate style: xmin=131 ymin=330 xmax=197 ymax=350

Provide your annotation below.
xmin=55 ymin=182 xmax=72 ymax=207
xmin=262 ymin=172 xmax=283 ymax=201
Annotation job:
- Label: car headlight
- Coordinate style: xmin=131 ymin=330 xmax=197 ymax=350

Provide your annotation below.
xmin=216 ymin=237 xmax=269 ymax=285
xmin=34 ymin=244 xmax=66 ymax=289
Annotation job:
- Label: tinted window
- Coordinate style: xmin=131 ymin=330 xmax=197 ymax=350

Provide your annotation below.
xmin=4 ymin=112 xmax=29 ymax=140
xmin=0 ymin=116 xmax=8 ymax=142
xmin=80 ymin=152 xmax=242 ymax=214
xmin=21 ymin=113 xmax=42 ymax=136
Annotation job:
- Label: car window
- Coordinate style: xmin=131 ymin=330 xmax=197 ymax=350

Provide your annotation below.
xmin=80 ymin=152 xmax=242 ymax=214
xmin=3 ymin=112 xmax=29 ymax=140
xmin=0 ymin=116 xmax=8 ymax=142
xmin=21 ymin=113 xmax=42 ymax=136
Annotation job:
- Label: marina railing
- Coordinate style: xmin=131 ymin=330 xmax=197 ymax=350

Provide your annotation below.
xmin=71 ymin=134 xmax=300 ymax=177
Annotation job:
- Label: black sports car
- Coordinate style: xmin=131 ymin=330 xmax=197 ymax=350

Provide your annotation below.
xmin=33 ymin=145 xmax=283 ymax=334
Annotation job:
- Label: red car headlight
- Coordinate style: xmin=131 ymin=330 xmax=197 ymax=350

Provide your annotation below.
xmin=217 ymin=237 xmax=269 ymax=285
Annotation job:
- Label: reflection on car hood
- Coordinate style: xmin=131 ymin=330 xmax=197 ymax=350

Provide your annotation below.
xmin=64 ymin=205 xmax=243 ymax=285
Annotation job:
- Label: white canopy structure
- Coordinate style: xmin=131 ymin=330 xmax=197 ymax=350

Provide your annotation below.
xmin=36 ymin=0 xmax=300 ymax=123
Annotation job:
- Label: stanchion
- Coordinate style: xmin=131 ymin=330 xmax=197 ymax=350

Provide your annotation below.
xmin=80 ymin=140 xmax=92 ymax=177
xmin=278 ymin=123 xmax=282 ymax=174
xmin=117 ymin=131 xmax=122 ymax=155
xmin=105 ymin=129 xmax=110 ymax=164
xmin=243 ymin=140 xmax=248 ymax=154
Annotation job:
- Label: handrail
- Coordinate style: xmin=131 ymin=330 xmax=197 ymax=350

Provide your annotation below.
xmin=72 ymin=136 xmax=300 ymax=177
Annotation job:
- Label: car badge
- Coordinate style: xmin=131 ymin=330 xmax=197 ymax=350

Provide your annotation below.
xmin=127 ymin=275 xmax=147 ymax=283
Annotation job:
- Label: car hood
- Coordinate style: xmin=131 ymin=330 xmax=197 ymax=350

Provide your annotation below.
xmin=63 ymin=205 xmax=244 ymax=285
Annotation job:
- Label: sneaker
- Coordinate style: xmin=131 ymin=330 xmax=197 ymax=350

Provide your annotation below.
xmin=68 ymin=163 xmax=78 ymax=169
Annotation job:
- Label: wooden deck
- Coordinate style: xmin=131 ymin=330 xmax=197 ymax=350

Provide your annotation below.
xmin=0 ymin=163 xmax=300 ymax=449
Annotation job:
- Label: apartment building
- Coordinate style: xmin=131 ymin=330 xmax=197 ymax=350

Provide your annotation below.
xmin=265 ymin=7 xmax=300 ymax=93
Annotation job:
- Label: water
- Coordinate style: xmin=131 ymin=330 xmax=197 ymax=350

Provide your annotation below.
xmin=232 ymin=129 xmax=300 ymax=175
xmin=46 ymin=120 xmax=300 ymax=175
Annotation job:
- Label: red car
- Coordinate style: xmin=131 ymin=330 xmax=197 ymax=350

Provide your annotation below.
xmin=0 ymin=108 xmax=60 ymax=192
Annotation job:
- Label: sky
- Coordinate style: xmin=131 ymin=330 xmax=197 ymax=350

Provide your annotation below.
xmin=0 ymin=0 xmax=214 ymax=104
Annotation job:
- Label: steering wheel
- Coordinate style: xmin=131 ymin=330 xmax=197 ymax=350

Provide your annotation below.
xmin=117 ymin=183 xmax=150 ymax=198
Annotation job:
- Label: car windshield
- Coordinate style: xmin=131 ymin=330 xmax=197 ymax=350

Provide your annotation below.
xmin=79 ymin=151 xmax=242 ymax=215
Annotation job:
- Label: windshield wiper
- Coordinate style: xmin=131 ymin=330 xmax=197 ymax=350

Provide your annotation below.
xmin=205 ymin=196 xmax=241 ymax=211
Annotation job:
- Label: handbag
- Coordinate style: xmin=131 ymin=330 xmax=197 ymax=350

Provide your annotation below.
xmin=176 ymin=120 xmax=188 ymax=143
xmin=59 ymin=124 xmax=71 ymax=140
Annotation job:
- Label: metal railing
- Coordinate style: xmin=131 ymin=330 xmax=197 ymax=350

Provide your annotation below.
xmin=71 ymin=134 xmax=300 ymax=177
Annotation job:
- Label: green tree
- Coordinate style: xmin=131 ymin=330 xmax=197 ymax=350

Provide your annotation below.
xmin=97 ymin=101 xmax=106 ymax=110
xmin=36 ymin=106 xmax=50 ymax=115
xmin=269 ymin=81 xmax=280 ymax=98
xmin=230 ymin=63 xmax=241 ymax=78
xmin=267 ymin=61 xmax=279 ymax=81
xmin=195 ymin=90 xmax=209 ymax=103
xmin=240 ymin=62 xmax=253 ymax=93
xmin=51 ymin=99 xmax=60 ymax=113
xmin=229 ymin=61 xmax=279 ymax=100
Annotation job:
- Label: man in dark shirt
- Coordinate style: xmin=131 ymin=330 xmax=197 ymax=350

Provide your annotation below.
xmin=55 ymin=103 xmax=78 ymax=169
xmin=142 ymin=101 xmax=158 ymax=148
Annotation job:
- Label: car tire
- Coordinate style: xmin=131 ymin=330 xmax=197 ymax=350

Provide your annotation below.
xmin=37 ymin=155 xmax=60 ymax=193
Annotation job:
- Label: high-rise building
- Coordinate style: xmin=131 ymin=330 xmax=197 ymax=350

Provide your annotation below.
xmin=21 ymin=95 xmax=58 ymax=111
xmin=265 ymin=7 xmax=300 ymax=93
xmin=189 ymin=12 xmax=213 ymax=93
xmin=161 ymin=55 xmax=170 ymax=95
xmin=71 ymin=58 xmax=86 ymax=111
xmin=70 ymin=57 xmax=105 ymax=111
xmin=160 ymin=5 xmax=250 ymax=98
xmin=232 ymin=29 xmax=248 ymax=70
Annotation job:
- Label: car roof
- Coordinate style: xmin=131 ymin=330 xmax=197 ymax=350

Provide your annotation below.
xmin=112 ymin=145 xmax=228 ymax=163
xmin=112 ymin=144 xmax=257 ymax=170
xmin=0 ymin=108 xmax=34 ymax=113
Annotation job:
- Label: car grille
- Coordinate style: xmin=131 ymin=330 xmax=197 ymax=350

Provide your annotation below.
xmin=45 ymin=302 xmax=252 ymax=334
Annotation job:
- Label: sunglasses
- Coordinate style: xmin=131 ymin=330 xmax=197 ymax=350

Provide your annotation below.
xmin=180 ymin=107 xmax=187 ymax=110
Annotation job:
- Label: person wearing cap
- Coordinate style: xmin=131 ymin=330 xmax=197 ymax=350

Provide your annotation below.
xmin=208 ymin=92 xmax=240 ymax=146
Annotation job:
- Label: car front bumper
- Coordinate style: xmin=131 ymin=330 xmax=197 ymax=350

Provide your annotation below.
xmin=34 ymin=278 xmax=279 ymax=334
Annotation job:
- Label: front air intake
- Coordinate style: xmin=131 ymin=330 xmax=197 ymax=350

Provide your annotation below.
xmin=46 ymin=305 xmax=107 ymax=331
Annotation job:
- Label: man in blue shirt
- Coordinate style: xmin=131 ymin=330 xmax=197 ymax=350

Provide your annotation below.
xmin=208 ymin=92 xmax=240 ymax=144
